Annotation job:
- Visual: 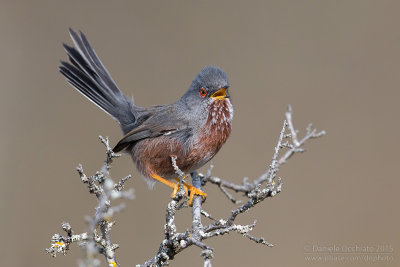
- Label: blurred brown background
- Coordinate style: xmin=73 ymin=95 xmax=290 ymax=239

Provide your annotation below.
xmin=1 ymin=1 xmax=399 ymax=266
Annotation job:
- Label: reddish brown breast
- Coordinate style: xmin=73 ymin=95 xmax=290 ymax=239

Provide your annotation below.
xmin=186 ymin=99 xmax=233 ymax=170
xmin=132 ymin=99 xmax=233 ymax=179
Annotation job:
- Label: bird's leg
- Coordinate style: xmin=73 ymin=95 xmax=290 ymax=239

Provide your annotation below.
xmin=175 ymin=177 xmax=207 ymax=206
xmin=151 ymin=173 xmax=206 ymax=205
xmin=151 ymin=173 xmax=187 ymax=198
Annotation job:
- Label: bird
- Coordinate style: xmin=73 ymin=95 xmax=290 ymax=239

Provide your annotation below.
xmin=59 ymin=29 xmax=233 ymax=205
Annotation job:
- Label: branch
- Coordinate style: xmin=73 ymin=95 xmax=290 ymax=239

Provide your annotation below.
xmin=47 ymin=105 xmax=324 ymax=266
xmin=203 ymin=105 xmax=325 ymax=195
xmin=46 ymin=136 xmax=134 ymax=267
xmin=140 ymin=106 xmax=325 ymax=266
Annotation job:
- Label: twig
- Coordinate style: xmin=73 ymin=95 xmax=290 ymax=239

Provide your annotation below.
xmin=47 ymin=136 xmax=134 ymax=267
xmin=140 ymin=106 xmax=325 ymax=266
xmin=201 ymin=210 xmax=218 ymax=222
xmin=203 ymin=105 xmax=325 ymax=195
xmin=47 ymin=106 xmax=324 ymax=266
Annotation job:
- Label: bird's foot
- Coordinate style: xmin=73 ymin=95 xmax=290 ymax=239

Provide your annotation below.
xmin=185 ymin=182 xmax=207 ymax=206
xmin=151 ymin=173 xmax=206 ymax=206
xmin=170 ymin=181 xmax=188 ymax=198
xmin=173 ymin=177 xmax=207 ymax=206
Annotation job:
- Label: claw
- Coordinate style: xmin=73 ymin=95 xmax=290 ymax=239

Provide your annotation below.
xmin=170 ymin=182 xmax=188 ymax=198
xmin=187 ymin=185 xmax=207 ymax=206
xmin=151 ymin=173 xmax=207 ymax=205
xmin=175 ymin=178 xmax=207 ymax=205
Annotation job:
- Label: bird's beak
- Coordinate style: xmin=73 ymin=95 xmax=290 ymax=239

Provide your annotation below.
xmin=210 ymin=88 xmax=228 ymax=100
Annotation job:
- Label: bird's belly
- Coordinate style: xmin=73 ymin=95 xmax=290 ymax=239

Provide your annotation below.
xmin=131 ymin=132 xmax=227 ymax=179
xmin=130 ymin=136 xmax=213 ymax=179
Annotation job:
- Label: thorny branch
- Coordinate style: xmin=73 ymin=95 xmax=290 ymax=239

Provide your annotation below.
xmin=46 ymin=106 xmax=324 ymax=266
xmin=202 ymin=105 xmax=325 ymax=196
xmin=46 ymin=136 xmax=134 ymax=267
xmin=140 ymin=105 xmax=325 ymax=266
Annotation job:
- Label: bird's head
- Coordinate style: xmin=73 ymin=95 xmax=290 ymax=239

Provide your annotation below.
xmin=179 ymin=65 xmax=230 ymax=108
xmin=176 ymin=66 xmax=233 ymax=128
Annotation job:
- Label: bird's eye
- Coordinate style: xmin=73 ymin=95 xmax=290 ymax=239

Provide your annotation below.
xmin=200 ymin=88 xmax=207 ymax=98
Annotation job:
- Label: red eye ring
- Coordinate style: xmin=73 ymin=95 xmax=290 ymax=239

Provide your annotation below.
xmin=200 ymin=88 xmax=207 ymax=98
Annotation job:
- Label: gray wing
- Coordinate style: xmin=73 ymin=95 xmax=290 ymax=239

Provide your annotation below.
xmin=113 ymin=105 xmax=191 ymax=152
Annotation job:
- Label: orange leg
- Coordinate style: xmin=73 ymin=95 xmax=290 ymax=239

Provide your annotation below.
xmin=151 ymin=173 xmax=187 ymax=197
xmin=150 ymin=173 xmax=206 ymax=205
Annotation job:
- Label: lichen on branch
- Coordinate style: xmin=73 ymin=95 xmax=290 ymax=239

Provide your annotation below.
xmin=46 ymin=136 xmax=134 ymax=267
xmin=140 ymin=105 xmax=325 ymax=266
xmin=47 ymin=106 xmax=325 ymax=267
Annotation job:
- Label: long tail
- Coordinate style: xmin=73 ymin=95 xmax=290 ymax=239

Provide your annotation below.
xmin=59 ymin=28 xmax=136 ymax=134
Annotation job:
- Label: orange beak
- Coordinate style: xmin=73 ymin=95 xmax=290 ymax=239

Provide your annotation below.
xmin=210 ymin=88 xmax=227 ymax=100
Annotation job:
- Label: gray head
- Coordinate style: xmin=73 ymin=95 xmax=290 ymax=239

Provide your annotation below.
xmin=190 ymin=66 xmax=229 ymax=92
xmin=178 ymin=66 xmax=230 ymax=111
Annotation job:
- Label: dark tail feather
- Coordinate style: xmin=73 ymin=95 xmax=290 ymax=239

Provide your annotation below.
xmin=59 ymin=28 xmax=136 ymax=134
